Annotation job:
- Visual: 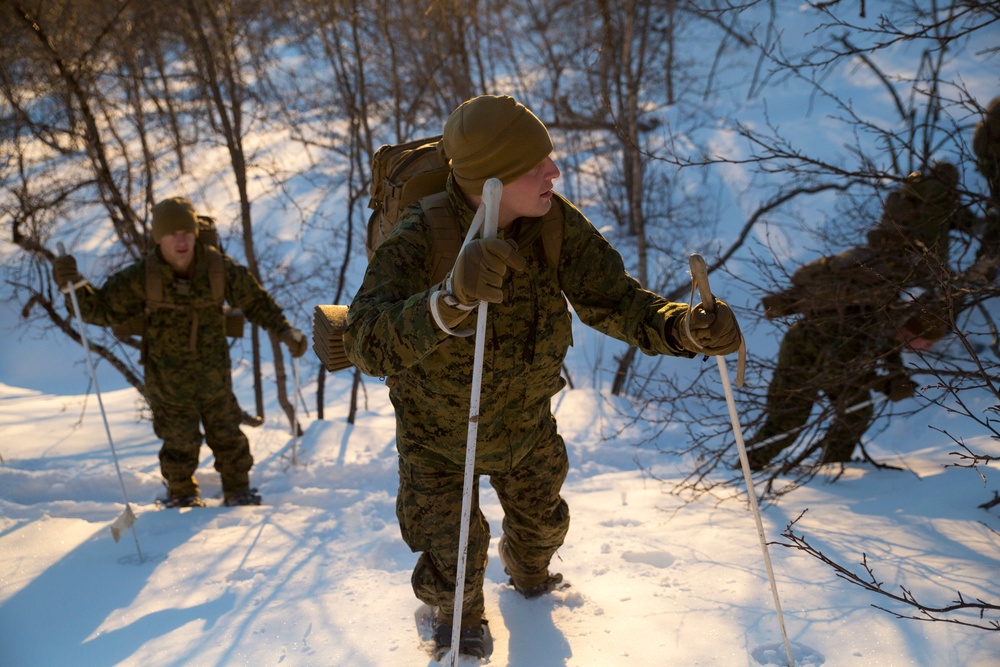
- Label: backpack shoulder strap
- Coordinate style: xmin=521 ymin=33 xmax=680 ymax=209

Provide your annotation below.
xmin=145 ymin=252 xmax=163 ymax=311
xmin=145 ymin=245 xmax=225 ymax=308
xmin=204 ymin=244 xmax=226 ymax=304
xmin=419 ymin=190 xmax=566 ymax=284
xmin=420 ymin=192 xmax=463 ymax=285
xmin=539 ymin=202 xmax=564 ymax=272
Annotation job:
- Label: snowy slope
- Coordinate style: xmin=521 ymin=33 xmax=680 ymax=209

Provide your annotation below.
xmin=2 ymin=4 xmax=999 ymax=665
xmin=0 ymin=341 xmax=997 ymax=666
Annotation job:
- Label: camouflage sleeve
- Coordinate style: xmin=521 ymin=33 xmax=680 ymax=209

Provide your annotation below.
xmin=343 ymin=208 xmax=466 ymax=376
xmin=223 ymin=256 xmax=293 ymax=335
xmin=556 ymin=201 xmax=691 ymax=357
xmin=67 ymin=261 xmax=146 ymax=327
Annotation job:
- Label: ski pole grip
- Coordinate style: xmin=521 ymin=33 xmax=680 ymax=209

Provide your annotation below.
xmin=57 ymin=242 xmax=67 ymax=258
xmin=482 ymin=178 xmax=502 ymax=240
xmin=689 ymin=253 xmax=716 ymax=312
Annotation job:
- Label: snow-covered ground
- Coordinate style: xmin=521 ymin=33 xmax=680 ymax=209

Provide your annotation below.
xmin=2 ymin=4 xmax=999 ymax=665
xmin=0 ymin=303 xmax=997 ymax=665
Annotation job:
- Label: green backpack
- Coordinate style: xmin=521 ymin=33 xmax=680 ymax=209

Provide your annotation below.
xmin=761 ymin=247 xmax=899 ymax=319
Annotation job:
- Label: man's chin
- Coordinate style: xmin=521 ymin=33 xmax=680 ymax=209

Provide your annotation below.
xmin=534 ymin=199 xmax=553 ymax=216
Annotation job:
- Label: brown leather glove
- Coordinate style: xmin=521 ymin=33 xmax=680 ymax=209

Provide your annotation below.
xmin=670 ymin=300 xmax=742 ymax=356
xmin=451 ymin=238 xmax=527 ymax=305
xmin=53 ymin=254 xmax=83 ymax=290
xmin=281 ymin=328 xmax=308 ymax=358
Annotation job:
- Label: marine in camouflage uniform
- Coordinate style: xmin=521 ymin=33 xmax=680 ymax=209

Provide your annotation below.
xmin=747 ymin=97 xmax=1000 ymax=470
xmin=344 ymin=95 xmax=742 ymax=657
xmin=749 ymin=162 xmax=972 ymax=471
xmin=745 ymin=309 xmax=920 ymax=470
xmin=53 ymin=197 xmax=307 ymax=506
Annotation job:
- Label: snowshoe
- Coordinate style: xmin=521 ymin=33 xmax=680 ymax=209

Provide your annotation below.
xmin=223 ymin=488 xmax=262 ymax=506
xmin=159 ymin=494 xmax=206 ymax=508
xmin=498 ymin=534 xmax=568 ymax=598
xmin=432 ymin=615 xmax=487 ymax=660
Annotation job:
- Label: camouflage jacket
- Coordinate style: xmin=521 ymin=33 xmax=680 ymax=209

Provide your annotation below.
xmin=794 ymin=307 xmax=908 ymax=386
xmin=68 ymin=244 xmax=292 ymax=405
xmin=344 ymin=178 xmax=690 ymax=471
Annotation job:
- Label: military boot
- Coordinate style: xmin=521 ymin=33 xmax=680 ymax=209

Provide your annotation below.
xmin=498 ymin=534 xmax=565 ymax=598
xmin=431 ymin=608 xmax=487 ymax=660
xmin=224 ymin=488 xmax=262 ymax=506
xmin=161 ymin=493 xmax=206 ymax=508
xmin=162 ymin=478 xmax=204 ymax=507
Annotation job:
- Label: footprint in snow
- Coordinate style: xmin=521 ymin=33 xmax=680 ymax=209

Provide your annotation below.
xmin=751 ymin=641 xmax=825 ymax=666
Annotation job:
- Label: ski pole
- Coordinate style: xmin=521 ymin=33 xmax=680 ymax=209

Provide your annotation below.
xmin=688 ymin=253 xmax=794 ymax=667
xmin=56 ymin=243 xmax=144 ymax=563
xmin=291 ymin=354 xmax=300 ymax=465
xmin=449 ymin=177 xmax=502 ymax=666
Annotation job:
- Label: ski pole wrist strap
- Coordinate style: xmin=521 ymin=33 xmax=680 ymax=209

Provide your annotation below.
xmin=429 ymin=285 xmax=475 ymax=338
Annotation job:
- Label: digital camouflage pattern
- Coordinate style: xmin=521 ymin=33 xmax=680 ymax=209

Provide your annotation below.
xmin=397 ymin=415 xmax=569 ymax=624
xmin=344 ymin=175 xmax=690 ymax=622
xmin=67 ymin=243 xmax=293 ymax=497
xmin=153 ymin=391 xmax=252 ymax=497
xmin=346 ymin=178 xmax=690 ymax=469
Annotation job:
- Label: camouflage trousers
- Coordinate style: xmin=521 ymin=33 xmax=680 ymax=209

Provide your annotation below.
xmin=152 ymin=390 xmax=253 ymax=498
xmin=749 ymin=319 xmax=877 ymax=466
xmin=396 ymin=411 xmax=569 ymax=625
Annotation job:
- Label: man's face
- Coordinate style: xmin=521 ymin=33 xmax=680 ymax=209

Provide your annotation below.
xmin=498 ymin=156 xmax=561 ymax=227
xmin=158 ymin=230 xmax=196 ymax=273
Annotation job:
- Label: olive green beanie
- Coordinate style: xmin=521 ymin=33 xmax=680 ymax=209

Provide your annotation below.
xmin=151 ymin=197 xmax=199 ymax=242
xmin=440 ymin=95 xmax=553 ymax=195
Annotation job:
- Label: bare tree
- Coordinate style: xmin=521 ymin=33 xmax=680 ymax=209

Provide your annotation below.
xmin=174 ymin=0 xmax=308 ymax=428
xmin=778 ymin=512 xmax=999 ymax=631
xmin=627 ymin=0 xmax=1000 ymax=630
xmin=0 ymin=0 xmax=169 ymax=397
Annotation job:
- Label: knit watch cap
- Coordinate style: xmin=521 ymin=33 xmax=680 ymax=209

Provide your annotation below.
xmin=441 ymin=95 xmax=553 ymax=196
xmin=151 ymin=197 xmax=199 ymax=242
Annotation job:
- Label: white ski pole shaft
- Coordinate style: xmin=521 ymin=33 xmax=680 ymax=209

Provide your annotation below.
xmin=291 ymin=355 xmax=300 ymax=465
xmin=450 ymin=178 xmax=502 ymax=665
xmin=689 ymin=254 xmax=794 ymax=667
xmin=57 ymin=243 xmax=144 ymax=563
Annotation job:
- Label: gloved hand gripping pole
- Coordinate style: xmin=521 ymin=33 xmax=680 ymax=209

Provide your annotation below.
xmin=689 ymin=253 xmax=794 ymax=667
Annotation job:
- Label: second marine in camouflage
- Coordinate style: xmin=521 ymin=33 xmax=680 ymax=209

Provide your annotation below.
xmin=53 ymin=197 xmax=308 ymax=507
